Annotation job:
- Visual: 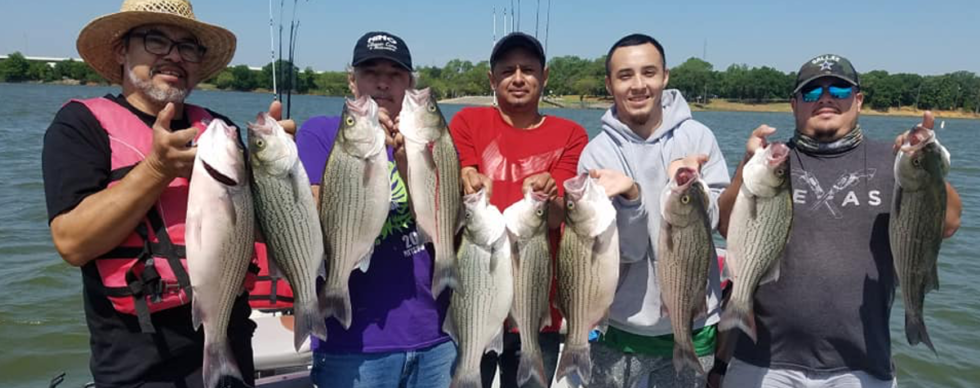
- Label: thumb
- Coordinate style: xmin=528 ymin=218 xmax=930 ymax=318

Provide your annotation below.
xmin=171 ymin=126 xmax=199 ymax=147
xmin=269 ymin=100 xmax=283 ymax=121
xmin=922 ymin=110 xmax=935 ymax=130
xmin=589 ymin=169 xmax=601 ymax=179
xmin=154 ymin=103 xmax=175 ymax=132
xmin=694 ymin=153 xmax=710 ymax=166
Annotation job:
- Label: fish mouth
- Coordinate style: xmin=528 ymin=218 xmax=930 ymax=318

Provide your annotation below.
xmin=528 ymin=191 xmax=550 ymax=203
xmin=247 ymin=112 xmax=274 ymax=135
xmin=563 ymin=173 xmax=589 ymax=202
xmin=767 ymin=142 xmax=790 ymax=166
xmin=202 ymin=160 xmax=238 ymax=186
xmin=405 ymin=88 xmax=432 ymax=107
xmin=672 ymin=167 xmax=698 ymax=192
xmin=346 ymin=95 xmax=375 ymax=117
xmin=901 ymin=125 xmax=935 ymax=154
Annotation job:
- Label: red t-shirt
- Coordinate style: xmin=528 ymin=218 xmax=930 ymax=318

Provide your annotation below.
xmin=449 ymin=106 xmax=589 ymax=333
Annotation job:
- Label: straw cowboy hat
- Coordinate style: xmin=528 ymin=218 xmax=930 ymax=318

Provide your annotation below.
xmin=76 ymin=0 xmax=236 ymax=85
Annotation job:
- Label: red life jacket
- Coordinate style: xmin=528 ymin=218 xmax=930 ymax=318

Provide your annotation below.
xmin=248 ymin=243 xmax=296 ymax=311
xmin=76 ymin=97 xmax=210 ymax=333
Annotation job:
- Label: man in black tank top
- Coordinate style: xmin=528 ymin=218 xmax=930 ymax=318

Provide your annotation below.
xmin=712 ymin=54 xmax=962 ymax=388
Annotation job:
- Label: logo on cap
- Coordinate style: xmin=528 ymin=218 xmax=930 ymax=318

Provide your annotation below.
xmin=367 ymin=34 xmax=398 ymax=52
xmin=810 ymin=54 xmax=841 ymax=69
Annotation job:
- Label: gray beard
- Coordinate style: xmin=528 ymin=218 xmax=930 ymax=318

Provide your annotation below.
xmin=127 ymin=67 xmax=191 ymax=104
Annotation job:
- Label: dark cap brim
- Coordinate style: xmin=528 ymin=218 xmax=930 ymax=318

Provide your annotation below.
xmin=491 ymin=33 xmax=545 ymax=67
xmin=793 ymin=74 xmax=859 ymax=94
xmin=352 ymin=54 xmax=413 ymax=72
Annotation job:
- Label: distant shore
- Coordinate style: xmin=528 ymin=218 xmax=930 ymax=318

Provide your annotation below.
xmin=438 ymin=95 xmax=980 ymax=120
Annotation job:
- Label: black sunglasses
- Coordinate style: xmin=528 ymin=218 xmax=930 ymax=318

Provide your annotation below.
xmin=127 ymin=30 xmax=207 ymax=63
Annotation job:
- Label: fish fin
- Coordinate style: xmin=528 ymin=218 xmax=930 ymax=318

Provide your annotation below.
xmin=748 ymin=194 xmax=758 ymax=220
xmin=660 ymin=295 xmax=670 ymax=318
xmin=758 ymin=261 xmax=781 ymax=285
xmin=293 ymin=300 xmax=327 ymax=351
xmin=598 ymin=310 xmax=611 ymax=334
xmin=555 ymin=344 xmax=592 ymax=386
xmin=423 ymin=141 xmax=438 ymax=169
xmin=672 ymin=341 xmax=704 ymax=375
xmin=694 ymin=299 xmax=709 ymax=322
xmin=517 ymin=345 xmax=548 ymax=387
xmin=905 ymin=310 xmax=937 ymax=355
xmin=718 ymin=303 xmax=757 ymax=343
xmin=663 ymin=223 xmax=674 ymax=252
xmin=417 ymin=227 xmax=434 ymax=245
xmin=191 ymin=295 xmax=204 ymax=330
xmin=442 ymin=316 xmax=458 ymax=344
xmin=540 ymin=311 xmax=553 ymax=331
xmin=893 ymin=189 xmax=903 ymax=218
xmin=928 ymin=262 xmax=940 ymax=292
xmin=431 ymin=260 xmax=459 ymax=298
xmin=203 ymin=340 xmax=243 ymax=388
xmin=356 ymin=249 xmax=373 ymax=273
xmin=289 ymin=169 xmax=308 ymax=205
xmin=222 ymin=189 xmax=237 ymax=226
xmin=318 ymin=287 xmax=353 ymax=329
xmin=486 ymin=328 xmax=505 ymax=355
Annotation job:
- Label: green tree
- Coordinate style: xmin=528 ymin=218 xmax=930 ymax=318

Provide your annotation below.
xmin=669 ymin=57 xmax=715 ymax=103
xmin=0 ymin=52 xmax=31 ymax=82
xmin=230 ymin=64 xmax=257 ymax=91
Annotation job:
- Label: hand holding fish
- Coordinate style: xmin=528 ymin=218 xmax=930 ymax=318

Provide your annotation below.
xmin=666 ymin=154 xmax=709 ymax=182
xmin=893 ymin=111 xmax=934 ymax=154
xmin=146 ymin=102 xmax=198 ymax=180
xmin=378 ymin=107 xmax=409 ymax=184
xmin=588 ymin=169 xmax=639 ymax=200
xmin=462 ymin=167 xmax=493 ymax=197
xmin=745 ymin=125 xmax=777 ymax=157
xmin=267 ymin=100 xmax=296 ymax=137
xmin=523 ymin=172 xmax=557 ymax=200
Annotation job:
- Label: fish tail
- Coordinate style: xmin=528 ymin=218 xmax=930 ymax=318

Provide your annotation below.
xmin=555 ymin=344 xmax=592 ymax=386
xmin=449 ymin=369 xmax=482 ymax=388
xmin=517 ymin=345 xmax=548 ymax=386
xmin=293 ymin=300 xmax=328 ymax=351
xmin=719 ymin=302 xmax=758 ymax=343
xmin=318 ymin=287 xmax=353 ymax=329
xmin=430 ymin=259 xmax=459 ymax=298
xmin=905 ymin=310 xmax=937 ymax=355
xmin=672 ymin=341 xmax=704 ymax=375
xmin=203 ymin=340 xmax=243 ymax=388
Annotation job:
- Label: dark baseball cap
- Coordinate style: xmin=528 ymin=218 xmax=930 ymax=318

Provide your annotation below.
xmin=793 ymin=54 xmax=860 ymax=94
xmin=490 ymin=32 xmax=546 ymax=68
xmin=352 ymin=31 xmax=413 ymax=71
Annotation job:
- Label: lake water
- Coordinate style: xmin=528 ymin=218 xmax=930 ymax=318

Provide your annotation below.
xmin=0 ymin=83 xmax=976 ymax=388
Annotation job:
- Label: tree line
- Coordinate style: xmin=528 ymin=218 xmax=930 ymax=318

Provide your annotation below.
xmin=3 ymin=51 xmax=978 ymax=112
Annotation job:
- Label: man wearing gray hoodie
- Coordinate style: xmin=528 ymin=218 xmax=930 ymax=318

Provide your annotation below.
xmin=577 ymin=33 xmax=730 ymax=387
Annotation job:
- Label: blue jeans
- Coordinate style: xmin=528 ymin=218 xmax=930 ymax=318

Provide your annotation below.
xmin=310 ymin=340 xmax=456 ymax=388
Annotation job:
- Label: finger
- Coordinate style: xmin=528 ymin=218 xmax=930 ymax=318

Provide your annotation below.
xmin=279 ymin=119 xmax=296 ymax=136
xmin=268 ymin=100 xmax=283 ymax=121
xmin=154 ymin=103 xmax=175 ymax=132
xmin=922 ymin=111 xmax=935 ymax=130
xmin=754 ymin=124 xmax=777 ymax=138
xmin=169 ymin=126 xmax=199 ymax=147
xmin=694 ymin=153 xmax=709 ymax=167
xmin=589 ymin=169 xmax=601 ymax=179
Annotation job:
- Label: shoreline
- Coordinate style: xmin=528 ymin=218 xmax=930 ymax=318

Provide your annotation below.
xmin=438 ymin=95 xmax=980 ymax=120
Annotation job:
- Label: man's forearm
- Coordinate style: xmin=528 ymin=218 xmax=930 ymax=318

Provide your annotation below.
xmin=717 ymin=157 xmax=748 ymax=238
xmin=50 ymin=162 xmax=172 ymax=266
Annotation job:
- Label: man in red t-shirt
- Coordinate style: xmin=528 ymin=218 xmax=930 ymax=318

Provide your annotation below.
xmin=449 ymin=32 xmax=588 ymax=388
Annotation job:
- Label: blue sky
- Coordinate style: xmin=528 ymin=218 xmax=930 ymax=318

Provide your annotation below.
xmin=1 ymin=0 xmax=978 ymax=75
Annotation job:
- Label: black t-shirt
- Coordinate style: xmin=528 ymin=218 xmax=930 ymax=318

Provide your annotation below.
xmin=42 ymin=95 xmax=255 ymax=388
xmin=733 ymin=139 xmax=897 ymax=380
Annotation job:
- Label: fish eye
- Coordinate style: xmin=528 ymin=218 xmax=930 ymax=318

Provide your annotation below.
xmin=535 ymin=209 xmax=544 ymax=217
xmin=681 ymin=195 xmax=690 ymax=204
xmin=566 ymin=201 xmax=575 ymax=210
xmin=912 ymin=158 xmax=921 ymax=167
xmin=427 ymin=103 xmax=437 ymax=113
xmin=465 ymin=211 xmax=473 ymax=219
xmin=255 ymin=139 xmax=265 ymax=148
xmin=345 ymin=117 xmax=355 ymax=126
xmin=776 ymin=168 xmax=785 ymax=177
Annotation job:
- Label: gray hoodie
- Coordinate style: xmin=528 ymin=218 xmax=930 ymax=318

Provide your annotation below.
xmin=577 ymin=90 xmax=729 ymax=337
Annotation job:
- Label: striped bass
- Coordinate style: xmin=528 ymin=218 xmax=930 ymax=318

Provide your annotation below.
xmin=503 ymin=191 xmax=553 ymax=386
xmin=399 ymin=88 xmax=462 ymax=298
xmin=446 ymin=189 xmax=513 ymax=388
xmin=318 ymin=96 xmax=391 ymax=329
xmin=656 ymin=167 xmax=714 ymax=374
xmin=891 ymin=125 xmax=949 ymax=354
xmin=720 ymin=142 xmax=792 ymax=343
xmin=186 ymin=118 xmax=255 ymax=388
xmin=247 ymin=112 xmax=327 ymax=350
xmin=555 ymin=174 xmax=619 ymax=386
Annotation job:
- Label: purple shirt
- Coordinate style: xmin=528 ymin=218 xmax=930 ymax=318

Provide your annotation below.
xmin=297 ymin=116 xmax=451 ymax=353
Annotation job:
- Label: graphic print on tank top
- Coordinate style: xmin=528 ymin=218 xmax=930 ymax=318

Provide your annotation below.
xmin=791 ymin=167 xmax=883 ymax=219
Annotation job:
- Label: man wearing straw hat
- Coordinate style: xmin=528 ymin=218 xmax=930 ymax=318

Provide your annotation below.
xmin=42 ymin=1 xmax=293 ymax=386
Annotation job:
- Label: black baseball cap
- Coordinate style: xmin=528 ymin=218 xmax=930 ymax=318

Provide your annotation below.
xmin=352 ymin=31 xmax=413 ymax=71
xmin=490 ymin=32 xmax=546 ymax=69
xmin=793 ymin=54 xmax=860 ymax=94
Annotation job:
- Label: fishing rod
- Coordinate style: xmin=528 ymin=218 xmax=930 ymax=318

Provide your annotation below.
xmin=277 ymin=0 xmax=285 ymax=102
xmin=268 ymin=0 xmax=277 ymax=99
xmin=287 ymin=21 xmax=300 ymax=119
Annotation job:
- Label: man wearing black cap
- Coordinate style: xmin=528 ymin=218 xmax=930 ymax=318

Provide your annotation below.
xmin=295 ymin=31 xmax=456 ymax=388
xmin=449 ymin=32 xmax=589 ymax=387
xmin=713 ymin=54 xmax=962 ymax=387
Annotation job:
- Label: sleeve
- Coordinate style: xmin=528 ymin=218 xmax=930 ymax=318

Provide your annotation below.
xmin=578 ymin=138 xmax=650 ymax=263
xmin=448 ymin=108 xmax=480 ymax=169
xmin=42 ymin=102 xmax=112 ymax=224
xmin=296 ymin=116 xmax=339 ymax=185
xmin=692 ymin=124 xmax=731 ymax=231
xmin=552 ymin=123 xmax=589 ymax=197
